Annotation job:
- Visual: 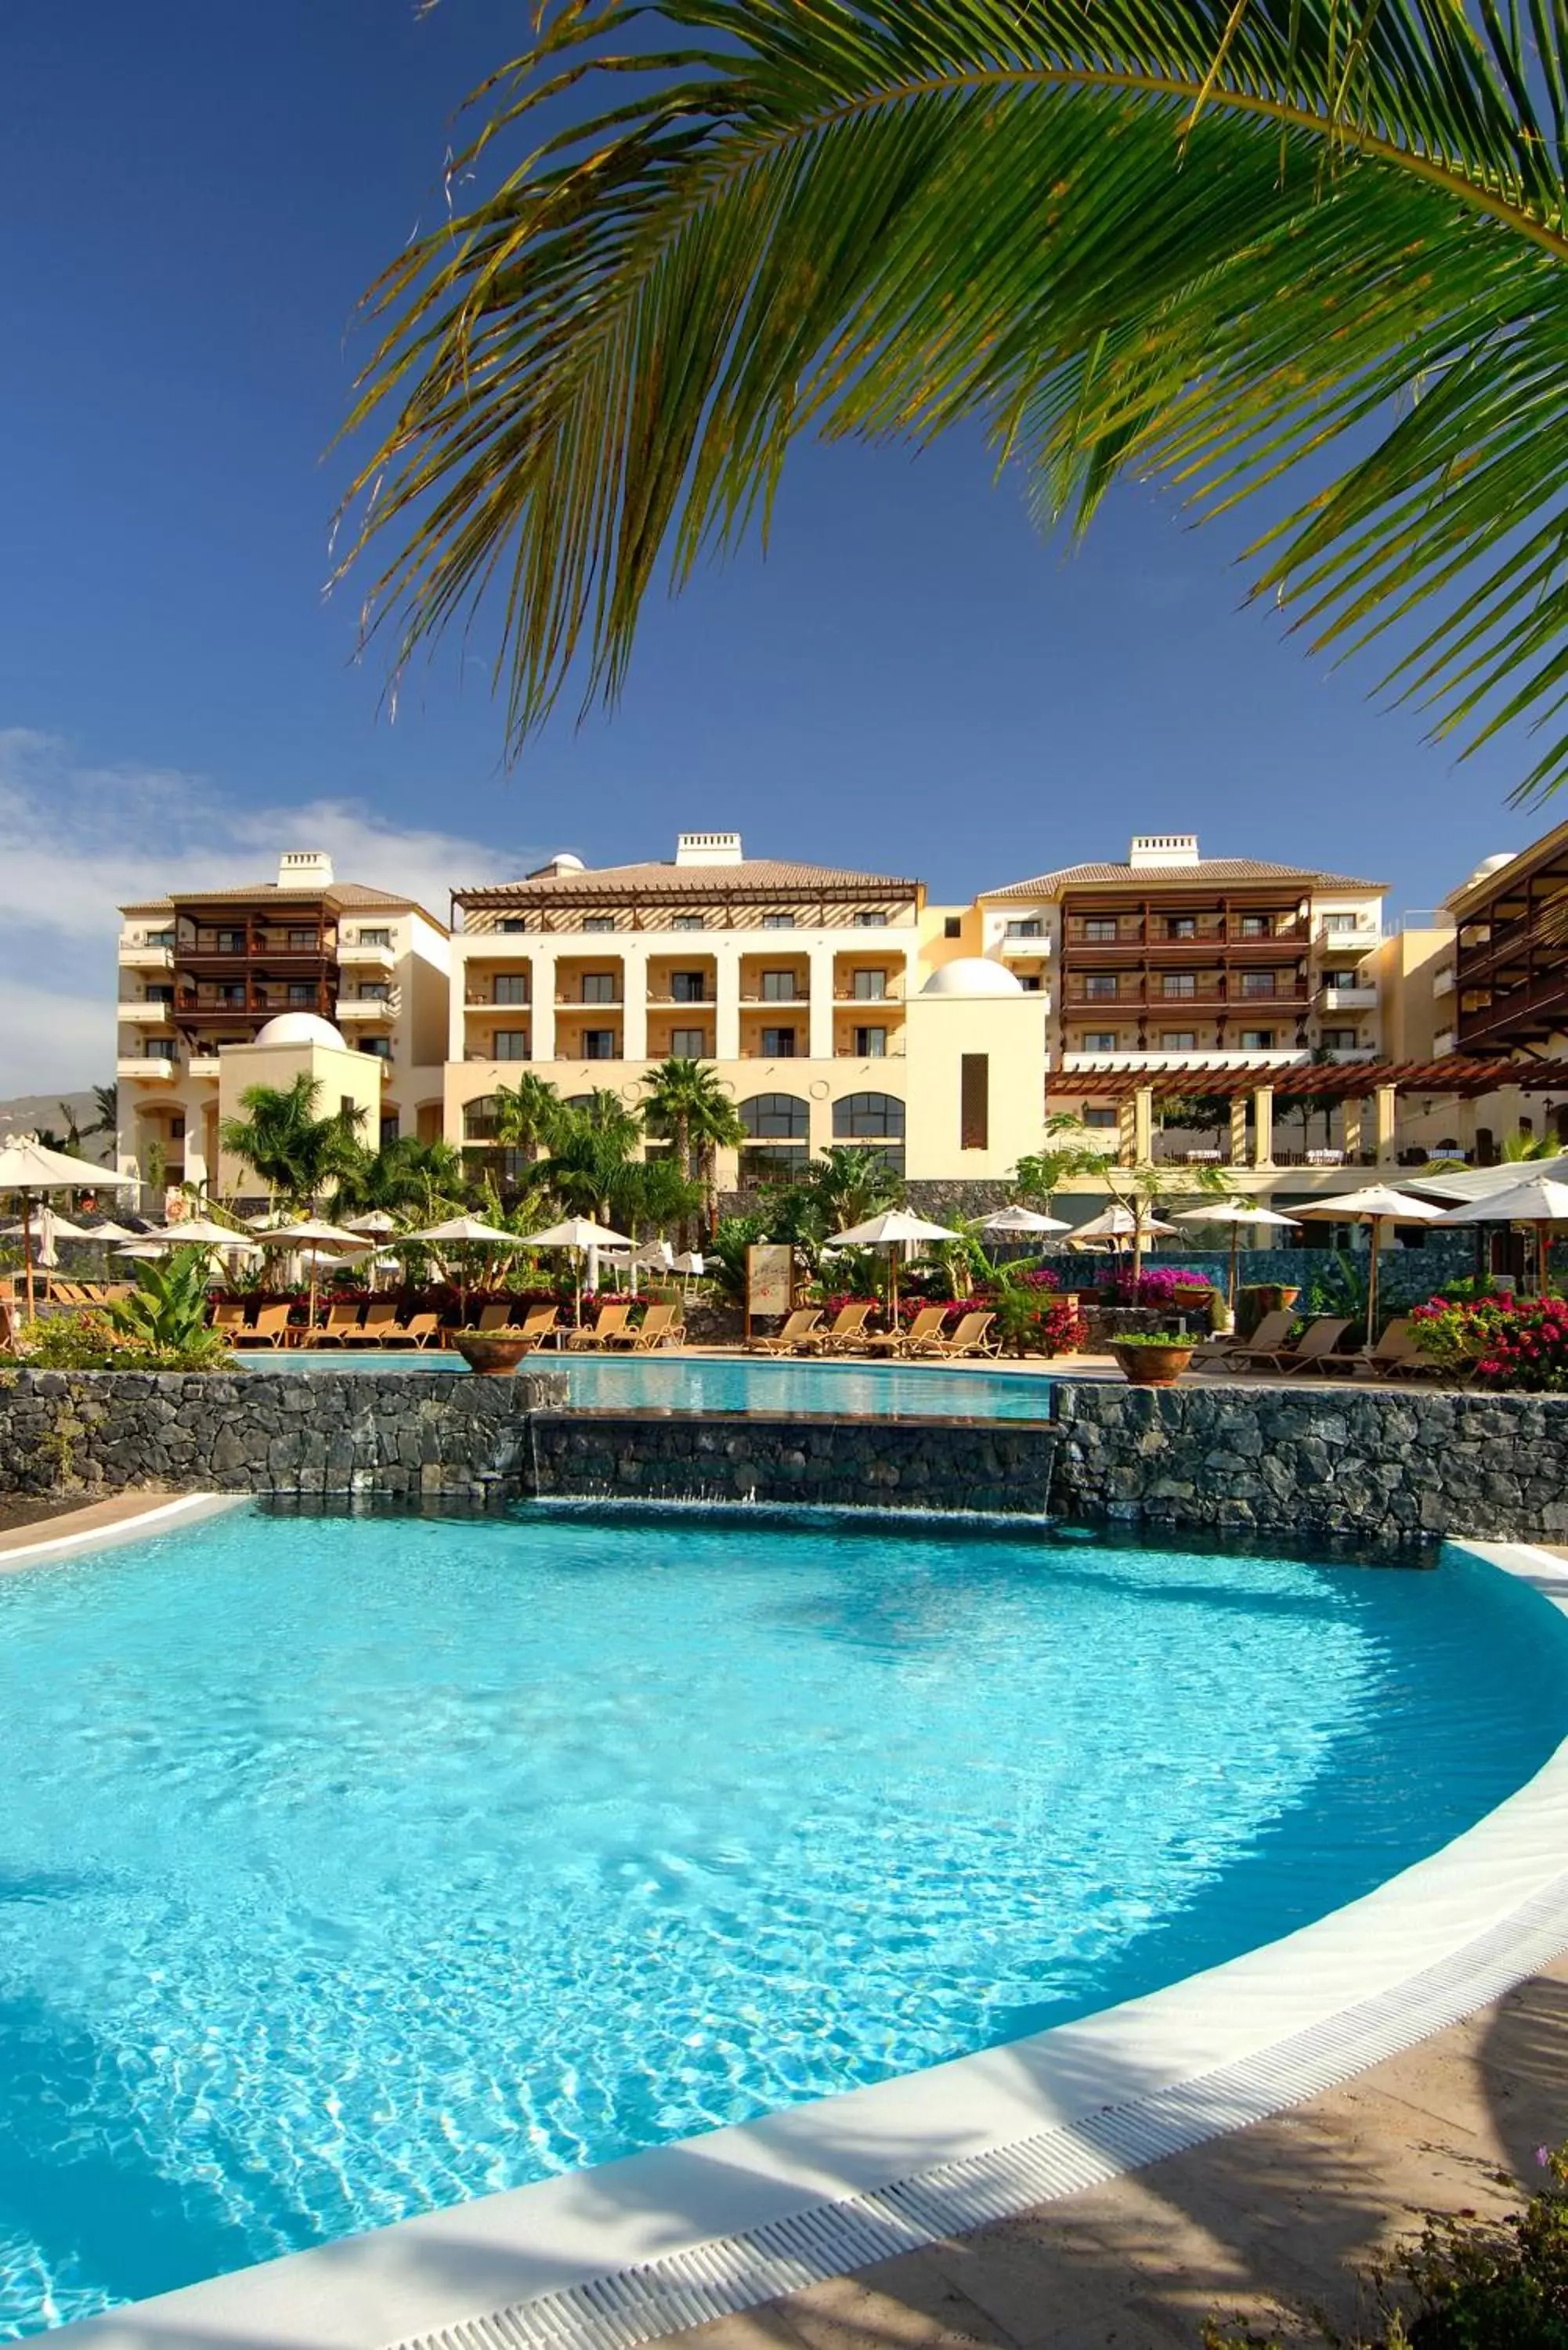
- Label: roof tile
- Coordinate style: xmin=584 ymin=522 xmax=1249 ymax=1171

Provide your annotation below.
xmin=982 ymin=857 xmax=1386 ymax=896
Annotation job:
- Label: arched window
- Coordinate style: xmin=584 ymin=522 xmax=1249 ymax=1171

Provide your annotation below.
xmin=463 ymin=1094 xmax=499 ymax=1141
xmin=833 ymin=1092 xmax=905 ymax=1140
xmin=739 ymin=1093 xmax=809 ymax=1140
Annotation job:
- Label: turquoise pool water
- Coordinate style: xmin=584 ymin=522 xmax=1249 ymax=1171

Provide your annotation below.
xmin=2 ymin=1509 xmax=1566 ymax=2334
xmin=247 ymin=1351 xmax=1057 ymax=1417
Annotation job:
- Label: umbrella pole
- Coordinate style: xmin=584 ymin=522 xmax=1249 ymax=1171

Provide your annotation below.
xmin=1230 ymin=1224 xmax=1240 ymax=1315
xmin=1541 ymin=1220 xmax=1552 ymax=1298
xmin=21 ymin=1195 xmax=34 ymax=1324
xmin=1367 ymin=1217 xmax=1381 ymax=1339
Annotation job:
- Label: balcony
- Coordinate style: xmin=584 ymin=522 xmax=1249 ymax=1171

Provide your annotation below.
xmin=1067 ymin=985 xmax=1312 ymax=1013
xmin=739 ymin=988 xmax=807 ymax=1004
xmin=1067 ymin=916 xmax=1311 ymax=950
xmin=1315 ymin=920 xmax=1381 ymax=947
xmin=1433 ymin=966 xmax=1456 ymax=998
xmin=336 ymin=938 xmax=396 ymax=972
xmin=1320 ymin=984 xmax=1378 ymax=1012
xmin=119 ymin=939 xmax=175 ymax=971
xmin=1325 ymin=1045 xmax=1380 ymax=1062
xmin=1059 ymin=1047 xmax=1307 ymax=1072
xmin=998 ymin=930 xmax=1048 ymax=956
xmin=117 ymin=1054 xmax=178 ymax=1085
xmin=336 ymin=990 xmax=401 ymax=1025
xmin=117 ymin=1000 xmax=175 ymax=1025
xmin=189 ymin=1054 xmax=222 ymax=1080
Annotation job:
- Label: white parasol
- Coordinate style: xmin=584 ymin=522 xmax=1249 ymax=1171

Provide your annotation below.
xmin=826 ymin=1209 xmax=960 ymax=1318
xmin=1168 ymin=1199 xmax=1301 ymax=1307
xmin=0 ymin=1136 xmax=138 ymax=1318
xmin=1292 ymin=1184 xmax=1447 ymax=1332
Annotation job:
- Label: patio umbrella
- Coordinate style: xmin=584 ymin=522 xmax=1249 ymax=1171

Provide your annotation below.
xmin=515 ymin=1216 xmax=636 ymax=1323
xmin=402 ymin=1213 xmax=531 ymax=1315
xmin=1168 ymin=1200 xmax=1302 ymax=1309
xmin=253 ymin=1217 xmax=363 ymax=1323
xmin=85 ymin=1220 xmax=139 ymax=1243
xmin=1292 ymin=1184 xmax=1447 ymax=1334
xmin=976 ymin=1206 xmax=1073 ymax=1238
xmin=139 ymin=1218 xmax=263 ymax=1250
xmin=342 ymin=1209 xmax=401 ymax=1235
xmin=1433 ymin=1173 xmax=1568 ymax=1296
xmin=0 ymin=1135 xmax=138 ymax=1320
xmin=1065 ymin=1200 xmax=1179 ymax=1286
xmin=826 ymin=1209 xmax=960 ymax=1320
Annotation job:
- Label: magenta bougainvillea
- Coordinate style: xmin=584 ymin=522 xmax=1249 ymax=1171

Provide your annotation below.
xmin=1411 ymin=1292 xmax=1568 ymax=1390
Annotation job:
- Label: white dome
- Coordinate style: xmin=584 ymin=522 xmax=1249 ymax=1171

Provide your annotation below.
xmin=920 ymin=957 xmax=1027 ymax=999
xmin=254 ymin=1011 xmax=348 ymax=1049
xmin=1468 ymin=851 xmax=1516 ymax=885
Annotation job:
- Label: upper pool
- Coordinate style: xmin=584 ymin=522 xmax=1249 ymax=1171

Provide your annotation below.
xmin=2 ymin=1507 xmax=1566 ymax=2334
xmin=242 ymin=1350 xmax=1058 ymax=1417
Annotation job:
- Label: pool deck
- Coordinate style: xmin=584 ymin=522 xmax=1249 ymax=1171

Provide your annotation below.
xmin=645 ymin=1953 xmax=1568 ymax=2350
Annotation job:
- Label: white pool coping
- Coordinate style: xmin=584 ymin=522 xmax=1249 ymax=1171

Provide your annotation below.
xmin=0 ymin=1490 xmax=244 ymax=1572
xmin=38 ymin=1535 xmax=1568 ymax=2350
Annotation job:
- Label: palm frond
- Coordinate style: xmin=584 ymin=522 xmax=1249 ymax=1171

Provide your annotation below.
xmin=341 ymin=0 xmax=1568 ymax=794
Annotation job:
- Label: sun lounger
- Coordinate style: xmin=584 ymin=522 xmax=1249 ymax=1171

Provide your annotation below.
xmin=746 ymin=1307 xmax=822 ymax=1355
xmin=858 ymin=1306 xmax=947 ymax=1357
xmin=305 ymin=1302 xmax=366 ymax=1348
xmin=381 ymin=1311 xmax=440 ymax=1350
xmin=474 ymin=1302 xmax=516 ymax=1332
xmin=567 ymin=1302 xmax=632 ymax=1350
xmin=1191 ymin=1309 xmax=1297 ymax=1372
xmin=232 ymin=1302 xmax=294 ymax=1349
xmin=1210 ymin=1314 xmax=1353 ymax=1376
xmin=355 ymin=1300 xmax=403 ymax=1345
xmin=1330 ymin=1316 xmax=1422 ymax=1379
xmin=800 ymin=1303 xmax=875 ymax=1354
xmin=513 ymin=1304 xmax=562 ymax=1351
xmin=910 ymin=1310 xmax=998 ymax=1360
xmin=210 ymin=1300 xmax=247 ymax=1336
xmin=609 ymin=1302 xmax=686 ymax=1351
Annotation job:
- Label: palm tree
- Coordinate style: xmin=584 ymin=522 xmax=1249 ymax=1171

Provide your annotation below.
xmin=85 ymin=1083 xmax=117 ymax=1142
xmin=1011 ymin=1119 xmax=1115 ymax=1212
xmin=219 ymin=1077 xmax=365 ymax=1213
xmin=1503 ymin=1129 xmax=1561 ymax=1162
xmin=641 ymin=1059 xmax=746 ymax=1237
xmin=330 ymin=1134 xmax=471 ymax=1224
xmin=804 ymin=1145 xmax=905 ymax=1236
xmin=343 ymin=1 xmax=1568 ymax=801
xmin=535 ymin=1096 xmax=643 ymax=1224
xmin=492 ymin=1072 xmax=564 ymax=1163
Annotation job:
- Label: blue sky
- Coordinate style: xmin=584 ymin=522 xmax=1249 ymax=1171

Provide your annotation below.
xmin=0 ymin=0 xmax=1541 ymax=1086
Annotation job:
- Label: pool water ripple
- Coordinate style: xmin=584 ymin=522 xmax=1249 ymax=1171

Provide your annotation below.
xmin=0 ymin=1509 xmax=1565 ymax=2334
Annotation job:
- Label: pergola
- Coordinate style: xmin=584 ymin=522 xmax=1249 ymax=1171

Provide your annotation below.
xmin=1047 ymin=1057 xmax=1568 ymax=1168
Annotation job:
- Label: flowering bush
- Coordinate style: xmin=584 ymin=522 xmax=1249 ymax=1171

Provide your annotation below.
xmin=1411 ymin=1291 xmax=1568 ymax=1388
xmin=1106 ymin=1265 xmax=1215 ymax=1307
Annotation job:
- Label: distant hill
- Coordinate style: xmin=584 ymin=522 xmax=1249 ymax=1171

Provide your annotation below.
xmin=0 ymin=1091 xmax=114 ymax=1164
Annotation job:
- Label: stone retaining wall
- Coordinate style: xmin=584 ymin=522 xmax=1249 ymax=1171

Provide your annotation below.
xmin=528 ymin=1410 xmax=1058 ymax=1513
xmin=1050 ymin=1379 xmax=1568 ymax=1544
xmin=0 ymin=1368 xmax=568 ymax=1501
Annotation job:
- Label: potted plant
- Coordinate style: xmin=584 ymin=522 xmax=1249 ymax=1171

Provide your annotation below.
xmin=452 ymin=1329 xmax=534 ymax=1376
xmin=1107 ymin=1331 xmax=1196 ymax=1386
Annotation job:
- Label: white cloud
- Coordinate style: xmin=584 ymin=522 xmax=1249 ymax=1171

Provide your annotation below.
xmin=0 ymin=730 xmax=537 ymax=1094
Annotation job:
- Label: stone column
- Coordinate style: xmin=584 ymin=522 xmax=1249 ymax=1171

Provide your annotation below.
xmin=529 ymin=953 xmax=555 ymax=1064
xmin=1133 ymin=1085 xmax=1154 ymax=1166
xmin=1342 ymin=1098 xmax=1363 ymax=1161
xmin=714 ymin=941 xmax=742 ymax=1061
xmin=1117 ymin=1098 xmax=1137 ymax=1166
xmin=807 ymin=943 xmax=836 ymax=1061
xmin=1229 ymin=1097 xmax=1248 ymax=1167
xmin=1375 ymin=1083 xmax=1398 ymax=1166
xmin=620 ymin=942 xmax=649 ymax=1063
xmin=1252 ymin=1085 xmax=1275 ymax=1168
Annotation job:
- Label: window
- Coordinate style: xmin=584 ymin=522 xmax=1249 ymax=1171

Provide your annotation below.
xmin=1239 ymin=914 xmax=1270 ymax=938
xmin=357 ymin=927 xmax=392 ymax=949
xmin=1165 ymin=916 xmax=1197 ymax=939
xmin=360 ymin=1036 xmax=392 ymax=1060
xmin=854 ymin=911 xmax=888 ymax=928
xmin=380 ymin=1115 xmax=401 ymax=1149
xmin=1005 ymin=919 xmax=1042 ymax=940
xmin=493 ymin=1031 xmax=530 ymax=1061
xmin=171 ymin=1117 xmax=186 ymax=1141
xmin=288 ymin=927 xmax=319 ymax=949
xmin=943 ymin=916 xmax=962 ymax=940
xmin=833 ymin=1092 xmax=905 ymax=1139
xmin=741 ymin=1144 xmax=809 ymax=1184
xmin=1161 ymin=1031 xmax=1198 ymax=1050
xmin=1240 ymin=971 xmax=1276 ymax=998
xmin=739 ymin=1093 xmax=808 ymax=1139
xmin=670 ymin=1027 xmax=709 ymax=1057
xmin=216 ymin=928 xmax=246 ymax=953
xmin=215 ymin=983 xmax=246 ymax=1007
xmin=493 ymin=972 xmax=528 ymax=1005
xmin=761 ymin=970 xmax=798 ymax=1001
xmin=287 ymin=982 xmax=314 ymax=1005
xmin=670 ymin=971 xmax=707 ymax=1003
xmin=146 ymin=1038 xmax=176 ymax=1061
xmin=581 ymin=973 xmax=617 ymax=1003
xmin=146 ymin=928 xmax=175 ymax=948
xmin=1084 ymin=974 xmax=1118 ymax=1000
xmin=1162 ymin=973 xmax=1196 ymax=998
xmin=583 ymin=1029 xmax=618 ymax=1059
xmin=1321 ymin=911 xmax=1359 ymax=933
xmin=1239 ymin=1029 xmax=1276 ymax=1050
xmin=854 ymin=1026 xmax=887 ymax=1058
xmin=1083 ymin=1105 xmax=1118 ymax=1130
xmin=762 ymin=913 xmax=795 ymax=931
xmin=960 ymin=1054 xmax=988 ymax=1150
xmin=1083 ymin=918 xmax=1118 ymax=942
xmin=146 ymin=985 xmax=174 ymax=1005
xmin=761 ymin=1026 xmax=797 ymax=1057
xmin=671 ymin=914 xmax=705 ymax=932
xmin=851 ymin=970 xmax=887 ymax=1000
xmin=499 ymin=917 xmax=529 ymax=934
xmin=1081 ymin=1031 xmax=1118 ymax=1052
xmin=582 ymin=916 xmax=616 ymax=934
xmin=464 ymin=1095 xmax=499 ymax=1141
xmin=1320 ymin=1027 xmax=1360 ymax=1049
xmin=1021 ymin=975 xmax=1042 ymax=992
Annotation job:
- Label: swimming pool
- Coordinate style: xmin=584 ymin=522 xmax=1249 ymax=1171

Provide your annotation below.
xmin=2 ymin=1507 xmax=1566 ymax=2335
xmin=244 ymin=1351 xmax=1060 ymax=1417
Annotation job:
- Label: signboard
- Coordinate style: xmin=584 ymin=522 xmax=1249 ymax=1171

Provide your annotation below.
xmin=745 ymin=1242 xmax=794 ymax=1328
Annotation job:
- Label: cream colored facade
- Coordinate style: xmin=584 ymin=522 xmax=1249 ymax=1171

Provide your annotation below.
xmin=115 ymin=854 xmax=450 ymax=1191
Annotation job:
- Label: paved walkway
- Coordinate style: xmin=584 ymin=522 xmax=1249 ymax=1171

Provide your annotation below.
xmin=652 ymin=1954 xmax=1568 ymax=2350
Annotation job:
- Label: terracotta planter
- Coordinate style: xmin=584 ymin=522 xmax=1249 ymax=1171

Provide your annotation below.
xmin=453 ymin=1331 xmax=532 ymax=1376
xmin=1110 ymin=1342 xmax=1195 ymax=1387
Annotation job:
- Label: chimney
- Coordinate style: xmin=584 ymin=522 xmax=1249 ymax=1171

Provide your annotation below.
xmin=276 ymin=851 xmax=335 ymax=890
xmin=675 ymin=831 xmax=743 ymax=866
xmin=1128 ymin=833 xmax=1199 ymax=870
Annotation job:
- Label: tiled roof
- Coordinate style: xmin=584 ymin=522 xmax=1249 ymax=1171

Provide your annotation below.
xmin=454 ymin=858 xmax=919 ymax=900
xmin=119 ymin=882 xmax=444 ymax=924
xmin=981 ymin=858 xmax=1386 ymax=897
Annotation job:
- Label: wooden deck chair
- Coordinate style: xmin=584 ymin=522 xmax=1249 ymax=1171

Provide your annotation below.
xmin=234 ymin=1302 xmax=294 ymax=1349
xmin=356 ymin=1300 xmax=401 ymax=1345
xmin=612 ymin=1302 xmax=686 ymax=1351
xmin=210 ymin=1300 xmax=247 ymax=1336
xmin=1191 ymin=1309 xmax=1298 ymax=1372
xmin=860 ymin=1306 xmax=947 ymax=1357
xmin=1335 ymin=1316 xmax=1421 ymax=1379
xmin=475 ymin=1301 xmax=515 ymax=1332
xmin=1271 ymin=1316 xmax=1354 ymax=1374
xmin=916 ymin=1311 xmax=998 ymax=1360
xmin=511 ymin=1304 xmax=561 ymax=1351
xmin=566 ymin=1301 xmax=632 ymax=1350
xmin=746 ymin=1307 xmax=822 ymax=1355
xmin=800 ymin=1303 xmax=874 ymax=1354
xmin=305 ymin=1302 xmax=365 ymax=1348
xmin=382 ymin=1311 xmax=440 ymax=1350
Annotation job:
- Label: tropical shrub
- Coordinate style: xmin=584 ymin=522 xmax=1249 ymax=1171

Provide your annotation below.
xmin=1411 ymin=1293 xmax=1568 ymax=1390
xmin=1107 ymin=1267 xmax=1214 ymax=1309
